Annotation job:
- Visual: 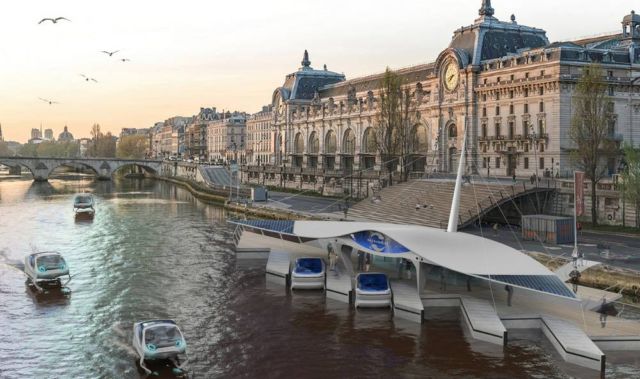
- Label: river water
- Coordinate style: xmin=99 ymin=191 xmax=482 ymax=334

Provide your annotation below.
xmin=0 ymin=176 xmax=638 ymax=378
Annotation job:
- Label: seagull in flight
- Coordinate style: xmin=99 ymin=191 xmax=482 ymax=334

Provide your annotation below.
xmin=119 ymin=58 xmax=131 ymax=62
xmin=80 ymin=74 xmax=98 ymax=83
xmin=38 ymin=97 xmax=59 ymax=105
xmin=38 ymin=17 xmax=70 ymax=24
xmin=101 ymin=50 xmax=119 ymax=57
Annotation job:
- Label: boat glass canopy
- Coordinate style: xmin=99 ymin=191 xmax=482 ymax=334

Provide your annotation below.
xmin=294 ymin=258 xmax=323 ymax=274
xmin=357 ymin=273 xmax=389 ymax=291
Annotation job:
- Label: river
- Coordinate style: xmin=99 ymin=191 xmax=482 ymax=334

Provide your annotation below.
xmin=0 ymin=176 xmax=638 ymax=378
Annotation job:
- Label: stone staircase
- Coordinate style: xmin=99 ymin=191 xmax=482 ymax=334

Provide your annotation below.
xmin=348 ymin=178 xmax=553 ymax=229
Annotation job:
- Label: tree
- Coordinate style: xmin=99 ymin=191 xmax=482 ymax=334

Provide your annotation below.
xmin=117 ymin=135 xmax=148 ymax=159
xmin=0 ymin=141 xmax=12 ymax=156
xmin=376 ymin=67 xmax=417 ymax=184
xmin=620 ymin=144 xmax=640 ymax=229
xmin=569 ymin=63 xmax=619 ymax=226
xmin=87 ymin=123 xmax=116 ymax=158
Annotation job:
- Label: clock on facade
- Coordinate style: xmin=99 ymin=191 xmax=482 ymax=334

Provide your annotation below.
xmin=443 ymin=61 xmax=459 ymax=91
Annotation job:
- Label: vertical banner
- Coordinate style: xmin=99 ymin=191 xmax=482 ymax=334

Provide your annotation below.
xmin=575 ymin=171 xmax=585 ymax=217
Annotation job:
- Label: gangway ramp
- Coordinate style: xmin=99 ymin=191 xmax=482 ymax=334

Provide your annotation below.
xmin=421 ymin=294 xmax=507 ymax=346
xmin=266 ymin=251 xmax=290 ymax=286
xmin=390 ymin=282 xmax=424 ymax=323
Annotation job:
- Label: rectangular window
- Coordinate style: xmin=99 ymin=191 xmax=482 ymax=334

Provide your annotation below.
xmin=540 ymin=143 xmax=545 ymax=153
xmin=524 ymin=88 xmax=529 ymax=98
xmin=608 ymin=86 xmax=614 ymax=96
xmin=482 ymin=107 xmax=487 ymax=117
xmin=482 ymin=94 xmax=487 ymax=102
xmin=539 ymin=157 xmax=545 ymax=169
xmin=509 ymin=90 xmax=514 ymax=99
xmin=539 ymin=87 xmax=544 ymax=96
xmin=510 ymin=74 xmax=515 ymax=81
xmin=607 ymin=70 xmax=613 ymax=78
xmin=540 ymin=70 xmax=545 ymax=76
xmin=524 ymin=157 xmax=529 ymax=169
xmin=524 ymin=143 xmax=529 ymax=152
xmin=496 ymin=92 xmax=501 ymax=101
xmin=497 ymin=77 xmax=501 ymax=83
xmin=525 ymin=72 xmax=530 ymax=79
xmin=509 ymin=104 xmax=514 ymax=114
xmin=539 ymin=101 xmax=544 ymax=112
xmin=524 ymin=103 xmax=529 ymax=113
xmin=483 ymin=158 xmax=487 ymax=168
xmin=495 ymin=123 xmax=501 ymax=137
xmin=496 ymin=157 xmax=501 ymax=168
xmin=496 ymin=106 xmax=500 ymax=116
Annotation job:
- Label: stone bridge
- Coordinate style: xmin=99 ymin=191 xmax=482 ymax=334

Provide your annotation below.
xmin=0 ymin=156 xmax=162 ymax=181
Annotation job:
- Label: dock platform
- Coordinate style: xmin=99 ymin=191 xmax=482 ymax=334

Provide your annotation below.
xmin=421 ymin=294 xmax=507 ymax=345
xmin=390 ymin=281 xmax=424 ymax=323
xmin=265 ymin=251 xmax=291 ymax=286
xmin=326 ymin=264 xmax=352 ymax=304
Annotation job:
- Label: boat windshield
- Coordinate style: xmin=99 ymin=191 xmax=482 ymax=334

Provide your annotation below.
xmin=358 ymin=274 xmax=388 ymax=291
xmin=144 ymin=325 xmax=183 ymax=349
xmin=294 ymin=258 xmax=323 ymax=274
xmin=74 ymin=195 xmax=92 ymax=204
xmin=36 ymin=255 xmax=65 ymax=270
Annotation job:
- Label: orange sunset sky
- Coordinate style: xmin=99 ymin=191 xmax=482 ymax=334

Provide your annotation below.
xmin=0 ymin=0 xmax=633 ymax=142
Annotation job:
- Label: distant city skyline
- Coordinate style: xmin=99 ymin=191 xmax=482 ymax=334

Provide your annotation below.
xmin=0 ymin=0 xmax=633 ymax=142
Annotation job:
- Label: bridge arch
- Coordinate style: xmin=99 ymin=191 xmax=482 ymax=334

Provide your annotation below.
xmin=48 ymin=161 xmax=100 ymax=178
xmin=0 ymin=160 xmax=36 ymax=178
xmin=111 ymin=163 xmax=159 ymax=177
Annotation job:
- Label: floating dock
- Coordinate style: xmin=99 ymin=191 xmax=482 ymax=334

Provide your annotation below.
xmin=390 ymin=281 xmax=424 ymax=323
xmin=265 ymin=251 xmax=290 ymax=286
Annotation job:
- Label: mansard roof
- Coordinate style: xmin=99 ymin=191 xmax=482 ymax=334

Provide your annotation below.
xmin=277 ymin=51 xmax=345 ymax=102
xmin=319 ymin=63 xmax=435 ymax=98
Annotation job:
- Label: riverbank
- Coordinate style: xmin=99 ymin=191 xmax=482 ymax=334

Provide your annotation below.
xmin=154 ymin=175 xmax=319 ymax=221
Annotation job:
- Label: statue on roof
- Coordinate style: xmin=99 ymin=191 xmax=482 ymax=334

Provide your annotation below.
xmin=301 ymin=50 xmax=311 ymax=68
xmin=479 ymin=0 xmax=494 ymax=17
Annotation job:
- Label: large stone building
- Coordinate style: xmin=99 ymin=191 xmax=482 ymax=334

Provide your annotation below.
xmin=248 ymin=1 xmax=640 ymax=190
xmin=185 ymin=108 xmax=218 ymax=159
xmin=207 ymin=112 xmax=247 ymax=163
xmin=246 ymin=105 xmax=274 ymax=165
xmin=58 ymin=126 xmax=74 ymax=142
xmin=156 ymin=116 xmax=189 ymax=157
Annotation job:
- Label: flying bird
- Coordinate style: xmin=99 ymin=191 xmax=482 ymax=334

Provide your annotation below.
xmin=119 ymin=58 xmax=131 ymax=62
xmin=80 ymin=74 xmax=98 ymax=83
xmin=101 ymin=50 xmax=119 ymax=57
xmin=38 ymin=97 xmax=59 ymax=105
xmin=38 ymin=17 xmax=70 ymax=24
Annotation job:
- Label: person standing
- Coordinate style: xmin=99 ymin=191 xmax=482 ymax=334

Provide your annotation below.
xmin=357 ymin=250 xmax=365 ymax=271
xmin=365 ymin=253 xmax=371 ymax=272
xmin=505 ymin=285 xmax=514 ymax=306
xmin=578 ymin=250 xmax=585 ymax=267
xmin=328 ymin=245 xmax=338 ymax=271
xmin=406 ymin=259 xmax=413 ymax=280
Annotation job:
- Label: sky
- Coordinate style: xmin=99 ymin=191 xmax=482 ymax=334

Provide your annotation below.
xmin=0 ymin=0 xmax=634 ymax=142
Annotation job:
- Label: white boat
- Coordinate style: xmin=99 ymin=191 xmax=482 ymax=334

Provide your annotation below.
xmin=132 ymin=320 xmax=188 ymax=375
xmin=24 ymin=252 xmax=71 ymax=292
xmin=73 ymin=194 xmax=95 ymax=214
xmin=355 ymin=273 xmax=392 ymax=308
xmin=290 ymin=257 xmax=326 ymax=290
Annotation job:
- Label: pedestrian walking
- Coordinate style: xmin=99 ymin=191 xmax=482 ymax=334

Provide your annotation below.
xmin=328 ymin=244 xmax=338 ymax=271
xmin=365 ymin=253 xmax=371 ymax=272
xmin=569 ymin=268 xmax=581 ymax=293
xmin=405 ymin=259 xmax=413 ymax=280
xmin=598 ymin=298 xmax=608 ymax=328
xmin=571 ymin=248 xmax=579 ymax=268
xmin=505 ymin=285 xmax=514 ymax=306
xmin=578 ymin=251 xmax=585 ymax=267
xmin=357 ymin=250 xmax=365 ymax=271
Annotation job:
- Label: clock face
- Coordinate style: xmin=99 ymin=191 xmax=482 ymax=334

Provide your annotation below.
xmin=444 ymin=62 xmax=459 ymax=91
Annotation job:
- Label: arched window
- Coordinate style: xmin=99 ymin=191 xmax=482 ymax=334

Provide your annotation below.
xmin=412 ymin=124 xmax=428 ymax=153
xmin=342 ymin=129 xmax=356 ymax=155
xmin=362 ymin=127 xmax=377 ymax=154
xmin=308 ymin=131 xmax=319 ymax=154
xmin=294 ymin=132 xmax=304 ymax=154
xmin=325 ymin=130 xmax=337 ymax=154
xmin=448 ymin=124 xmax=457 ymax=138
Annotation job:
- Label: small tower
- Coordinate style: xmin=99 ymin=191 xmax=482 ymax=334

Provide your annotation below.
xmin=301 ymin=50 xmax=311 ymax=69
xmin=479 ymin=0 xmax=494 ymax=17
xmin=622 ymin=10 xmax=640 ymax=39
